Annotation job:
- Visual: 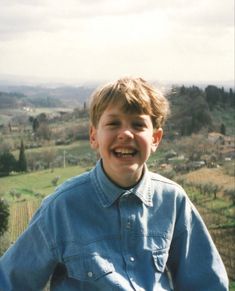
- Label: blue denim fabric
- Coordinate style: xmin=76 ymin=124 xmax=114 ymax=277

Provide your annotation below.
xmin=0 ymin=160 xmax=229 ymax=290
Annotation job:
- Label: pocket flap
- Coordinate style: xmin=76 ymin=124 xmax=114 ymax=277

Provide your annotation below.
xmin=66 ymin=255 xmax=114 ymax=281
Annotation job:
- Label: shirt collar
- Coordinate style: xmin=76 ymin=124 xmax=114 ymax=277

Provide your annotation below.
xmin=91 ymin=159 xmax=153 ymax=208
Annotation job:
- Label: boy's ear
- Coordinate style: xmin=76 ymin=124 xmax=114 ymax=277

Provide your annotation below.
xmin=151 ymin=128 xmax=163 ymax=153
xmin=89 ymin=126 xmax=98 ymax=149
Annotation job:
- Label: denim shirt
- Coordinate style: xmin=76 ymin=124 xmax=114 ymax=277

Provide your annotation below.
xmin=0 ymin=160 xmax=228 ymax=291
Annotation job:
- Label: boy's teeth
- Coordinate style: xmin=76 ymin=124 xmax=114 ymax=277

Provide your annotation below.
xmin=114 ymin=148 xmax=136 ymax=157
xmin=115 ymin=148 xmax=134 ymax=154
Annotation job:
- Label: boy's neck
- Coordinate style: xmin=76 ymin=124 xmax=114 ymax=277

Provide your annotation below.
xmin=100 ymin=159 xmax=145 ymax=189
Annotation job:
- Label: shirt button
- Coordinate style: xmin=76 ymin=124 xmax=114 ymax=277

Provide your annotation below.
xmin=130 ymin=256 xmax=135 ymax=262
xmin=87 ymin=271 xmax=93 ymax=278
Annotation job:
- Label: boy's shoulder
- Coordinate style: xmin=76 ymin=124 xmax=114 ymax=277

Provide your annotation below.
xmin=148 ymin=170 xmax=185 ymax=193
xmin=42 ymin=170 xmax=91 ymax=207
xmin=56 ymin=170 xmax=90 ymax=193
xmin=149 ymin=171 xmax=181 ymax=188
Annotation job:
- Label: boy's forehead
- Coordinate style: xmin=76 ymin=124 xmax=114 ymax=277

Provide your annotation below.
xmin=105 ymin=99 xmax=148 ymax=114
xmin=101 ymin=104 xmax=150 ymax=119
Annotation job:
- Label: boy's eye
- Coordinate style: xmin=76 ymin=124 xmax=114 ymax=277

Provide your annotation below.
xmin=106 ymin=121 xmax=120 ymax=127
xmin=132 ymin=122 xmax=146 ymax=129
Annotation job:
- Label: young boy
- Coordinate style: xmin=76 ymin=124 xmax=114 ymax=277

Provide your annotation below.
xmin=0 ymin=77 xmax=229 ymax=290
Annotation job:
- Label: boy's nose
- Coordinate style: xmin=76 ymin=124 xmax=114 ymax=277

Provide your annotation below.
xmin=117 ymin=128 xmax=134 ymax=140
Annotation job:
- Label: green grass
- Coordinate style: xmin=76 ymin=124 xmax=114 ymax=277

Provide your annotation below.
xmin=186 ymin=188 xmax=234 ymax=222
xmin=22 ymin=140 xmax=96 ymax=167
xmin=230 ymin=281 xmax=235 ymax=291
xmin=212 ymin=107 xmax=235 ymax=135
xmin=56 ymin=140 xmax=95 ymax=157
xmin=12 ymin=140 xmax=93 ymax=155
xmin=0 ymin=165 xmax=87 ymax=201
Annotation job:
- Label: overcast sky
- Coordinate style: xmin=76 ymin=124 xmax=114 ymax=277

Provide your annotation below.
xmin=0 ymin=0 xmax=234 ymax=85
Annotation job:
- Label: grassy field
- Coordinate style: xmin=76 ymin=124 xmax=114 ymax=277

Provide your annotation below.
xmin=0 ymin=164 xmax=88 ymax=200
xmin=183 ymin=167 xmax=235 ymax=190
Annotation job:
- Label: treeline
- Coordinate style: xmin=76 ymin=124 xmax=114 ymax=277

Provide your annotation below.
xmin=205 ymin=85 xmax=235 ymax=109
xmin=0 ymin=92 xmax=63 ymax=108
xmin=0 ymin=92 xmax=26 ymax=108
xmin=27 ymin=96 xmax=63 ymax=108
xmin=166 ymin=85 xmax=235 ymax=136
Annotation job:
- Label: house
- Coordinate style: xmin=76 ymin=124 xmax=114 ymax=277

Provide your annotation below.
xmin=208 ymin=132 xmax=235 ymax=159
xmin=208 ymin=132 xmax=224 ymax=144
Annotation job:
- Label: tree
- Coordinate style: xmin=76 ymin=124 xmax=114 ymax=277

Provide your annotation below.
xmin=0 ymin=199 xmax=9 ymax=236
xmin=32 ymin=118 xmax=39 ymax=132
xmin=37 ymin=113 xmax=47 ymax=123
xmin=0 ymin=151 xmax=17 ymax=176
xmin=220 ymin=123 xmax=226 ymax=135
xmin=83 ymin=101 xmax=87 ymax=111
xmin=37 ymin=123 xmax=51 ymax=140
xmin=224 ymin=188 xmax=235 ymax=205
xmin=18 ymin=139 xmax=27 ymax=172
xmin=205 ymin=85 xmax=221 ymax=109
xmin=229 ymin=88 xmax=235 ymax=106
xmin=51 ymin=176 xmax=60 ymax=186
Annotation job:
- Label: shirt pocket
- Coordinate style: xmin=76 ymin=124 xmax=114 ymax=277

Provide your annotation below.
xmin=65 ymin=254 xmax=115 ymax=282
xmin=152 ymin=248 xmax=169 ymax=273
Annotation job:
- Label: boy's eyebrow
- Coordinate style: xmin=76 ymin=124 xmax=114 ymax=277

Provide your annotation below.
xmin=106 ymin=113 xmax=144 ymax=117
xmin=104 ymin=113 xmax=120 ymax=119
xmin=106 ymin=113 xmax=119 ymax=117
xmin=105 ymin=113 xmax=149 ymax=121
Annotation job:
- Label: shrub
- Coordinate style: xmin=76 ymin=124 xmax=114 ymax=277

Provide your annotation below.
xmin=51 ymin=176 xmax=60 ymax=187
xmin=9 ymin=189 xmax=21 ymax=200
xmin=224 ymin=188 xmax=235 ymax=205
xmin=0 ymin=233 xmax=10 ymax=256
xmin=0 ymin=151 xmax=17 ymax=176
xmin=223 ymin=161 xmax=235 ymax=177
xmin=0 ymin=199 xmax=9 ymax=236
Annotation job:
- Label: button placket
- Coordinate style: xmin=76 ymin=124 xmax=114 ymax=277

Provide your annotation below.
xmin=119 ymin=191 xmax=138 ymax=290
xmin=126 ymin=220 xmax=131 ymax=229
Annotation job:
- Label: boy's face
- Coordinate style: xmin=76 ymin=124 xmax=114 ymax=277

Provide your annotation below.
xmin=90 ymin=104 xmax=162 ymax=188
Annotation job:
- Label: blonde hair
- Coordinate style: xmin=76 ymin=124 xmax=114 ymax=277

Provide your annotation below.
xmin=89 ymin=77 xmax=170 ymax=129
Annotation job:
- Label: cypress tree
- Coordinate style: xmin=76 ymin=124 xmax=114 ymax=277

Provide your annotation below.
xmin=18 ymin=139 xmax=27 ymax=172
xmin=220 ymin=123 xmax=226 ymax=135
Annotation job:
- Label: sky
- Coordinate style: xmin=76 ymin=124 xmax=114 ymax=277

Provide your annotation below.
xmin=0 ymin=0 xmax=234 ymax=86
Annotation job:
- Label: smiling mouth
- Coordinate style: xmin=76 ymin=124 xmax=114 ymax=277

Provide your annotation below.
xmin=113 ymin=148 xmax=137 ymax=157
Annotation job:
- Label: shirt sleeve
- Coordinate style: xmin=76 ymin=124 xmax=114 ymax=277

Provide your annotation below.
xmin=0 ymin=208 xmax=58 ymax=291
xmin=167 ymin=194 xmax=229 ymax=291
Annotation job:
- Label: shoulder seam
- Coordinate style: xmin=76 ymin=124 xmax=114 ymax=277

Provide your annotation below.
xmin=43 ymin=172 xmax=91 ymax=206
xmin=149 ymin=172 xmax=185 ymax=191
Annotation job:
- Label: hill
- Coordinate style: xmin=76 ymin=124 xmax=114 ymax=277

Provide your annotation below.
xmin=0 ymin=83 xmax=234 ymax=136
xmin=0 ymin=85 xmax=95 ymax=108
xmin=165 ymin=85 xmax=235 ymax=136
